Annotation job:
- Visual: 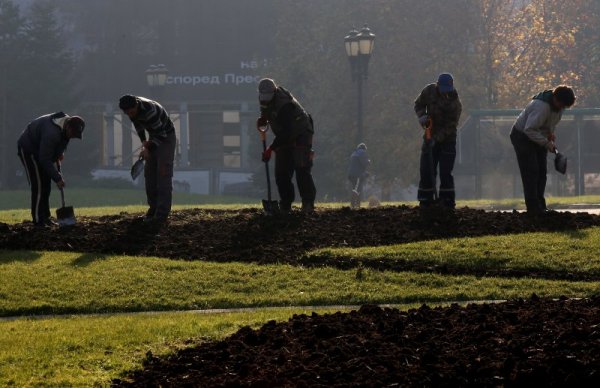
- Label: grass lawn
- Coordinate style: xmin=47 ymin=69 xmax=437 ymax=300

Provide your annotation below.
xmin=0 ymin=250 xmax=597 ymax=317
xmin=0 ymin=307 xmax=351 ymax=386
xmin=1 ymin=198 xmax=599 ymax=386
xmin=0 ymin=188 xmax=257 ymax=211
xmin=2 ymin=193 xmax=600 ymax=224
xmin=308 ymin=227 xmax=600 ymax=279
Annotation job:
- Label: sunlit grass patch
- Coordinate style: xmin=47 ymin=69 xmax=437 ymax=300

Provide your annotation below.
xmin=0 ymin=250 xmax=597 ymax=317
xmin=308 ymin=228 xmax=600 ymax=278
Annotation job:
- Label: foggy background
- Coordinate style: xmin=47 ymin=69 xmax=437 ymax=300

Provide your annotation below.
xmin=1 ymin=0 xmax=599 ymax=202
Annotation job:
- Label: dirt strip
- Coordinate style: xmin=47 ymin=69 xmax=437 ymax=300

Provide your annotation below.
xmin=1 ymin=206 xmax=600 ymax=280
xmin=113 ymin=296 xmax=600 ymax=387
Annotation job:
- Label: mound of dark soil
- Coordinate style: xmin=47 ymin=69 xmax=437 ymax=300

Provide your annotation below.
xmin=1 ymin=207 xmax=599 ymax=279
xmin=113 ymin=296 xmax=600 ymax=387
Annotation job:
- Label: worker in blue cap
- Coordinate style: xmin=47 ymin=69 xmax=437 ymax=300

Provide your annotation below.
xmin=414 ymin=73 xmax=462 ymax=209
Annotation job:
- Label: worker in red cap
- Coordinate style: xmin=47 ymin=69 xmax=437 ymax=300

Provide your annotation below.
xmin=17 ymin=112 xmax=85 ymax=226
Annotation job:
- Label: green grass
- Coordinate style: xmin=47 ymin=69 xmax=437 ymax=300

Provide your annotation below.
xmin=0 ymin=250 xmax=597 ymax=317
xmin=0 ymin=307 xmax=350 ymax=386
xmin=0 ymin=204 xmax=260 ymax=224
xmin=455 ymin=195 xmax=600 ymax=209
xmin=308 ymin=228 xmax=600 ymax=279
xmin=0 ymin=188 xmax=256 ymax=211
xmin=2 ymin=188 xmax=600 ymax=224
xmin=2 ymin=194 xmax=600 ymax=225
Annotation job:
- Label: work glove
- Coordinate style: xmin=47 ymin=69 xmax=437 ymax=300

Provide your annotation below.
xmin=262 ymin=146 xmax=273 ymax=162
xmin=418 ymin=115 xmax=429 ymax=127
xmin=256 ymin=117 xmax=268 ymax=130
xmin=140 ymin=147 xmax=150 ymax=161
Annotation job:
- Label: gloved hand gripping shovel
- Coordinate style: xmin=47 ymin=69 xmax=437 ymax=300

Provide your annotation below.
xmin=55 ymin=162 xmax=76 ymax=227
xmin=553 ymin=147 xmax=567 ymax=174
xmin=425 ymin=118 xmax=438 ymax=202
xmin=258 ymin=125 xmax=279 ymax=215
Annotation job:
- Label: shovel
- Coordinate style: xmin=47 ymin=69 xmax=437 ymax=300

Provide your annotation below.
xmin=258 ymin=124 xmax=279 ymax=215
xmin=553 ymin=147 xmax=567 ymax=174
xmin=131 ymin=156 xmax=144 ymax=180
xmin=55 ymin=163 xmax=76 ymax=227
xmin=351 ymin=177 xmax=361 ymax=208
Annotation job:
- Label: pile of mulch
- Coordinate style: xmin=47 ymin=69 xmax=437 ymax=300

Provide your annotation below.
xmin=0 ymin=207 xmax=599 ymax=279
xmin=112 ymin=296 xmax=600 ymax=387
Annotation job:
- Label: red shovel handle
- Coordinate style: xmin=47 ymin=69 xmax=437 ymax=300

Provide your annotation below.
xmin=425 ymin=118 xmax=433 ymax=141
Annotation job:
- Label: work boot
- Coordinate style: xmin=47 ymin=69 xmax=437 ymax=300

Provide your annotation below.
xmin=140 ymin=208 xmax=155 ymax=222
xmin=43 ymin=218 xmax=59 ymax=227
xmin=154 ymin=214 xmax=169 ymax=224
xmin=301 ymin=201 xmax=315 ymax=214
xmin=279 ymin=201 xmax=292 ymax=214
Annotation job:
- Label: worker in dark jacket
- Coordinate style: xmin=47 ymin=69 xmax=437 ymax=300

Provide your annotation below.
xmin=257 ymin=78 xmax=316 ymax=213
xmin=347 ymin=143 xmax=370 ymax=207
xmin=17 ymin=112 xmax=85 ymax=226
xmin=510 ymin=86 xmax=575 ymax=215
xmin=414 ymin=73 xmax=462 ymax=208
xmin=119 ymin=95 xmax=176 ymax=222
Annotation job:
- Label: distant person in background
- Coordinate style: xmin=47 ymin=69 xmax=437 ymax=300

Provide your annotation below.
xmin=119 ymin=94 xmax=176 ymax=223
xmin=347 ymin=143 xmax=370 ymax=208
xmin=510 ymin=85 xmax=576 ymax=215
xmin=17 ymin=112 xmax=85 ymax=227
xmin=414 ymin=73 xmax=462 ymax=209
xmin=257 ymin=78 xmax=316 ymax=213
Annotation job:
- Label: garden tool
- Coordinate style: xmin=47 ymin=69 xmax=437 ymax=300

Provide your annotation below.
xmin=553 ymin=147 xmax=567 ymax=174
xmin=424 ymin=118 xmax=438 ymax=201
xmin=131 ymin=155 xmax=144 ymax=180
xmin=55 ymin=163 xmax=76 ymax=227
xmin=258 ymin=124 xmax=279 ymax=215
xmin=351 ymin=178 xmax=361 ymax=208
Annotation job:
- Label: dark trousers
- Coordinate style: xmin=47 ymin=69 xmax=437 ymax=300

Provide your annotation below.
xmin=274 ymin=133 xmax=316 ymax=207
xmin=510 ymin=129 xmax=548 ymax=213
xmin=144 ymin=131 xmax=176 ymax=218
xmin=418 ymin=140 xmax=456 ymax=207
xmin=18 ymin=147 xmax=51 ymax=224
xmin=348 ymin=176 xmax=365 ymax=194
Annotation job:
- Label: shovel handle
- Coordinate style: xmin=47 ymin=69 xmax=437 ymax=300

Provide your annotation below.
xmin=56 ymin=162 xmax=66 ymax=207
xmin=425 ymin=118 xmax=433 ymax=141
xmin=59 ymin=187 xmax=66 ymax=208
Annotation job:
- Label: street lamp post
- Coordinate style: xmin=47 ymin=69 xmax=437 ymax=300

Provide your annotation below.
xmin=0 ymin=64 xmax=7 ymax=189
xmin=345 ymin=25 xmax=375 ymax=144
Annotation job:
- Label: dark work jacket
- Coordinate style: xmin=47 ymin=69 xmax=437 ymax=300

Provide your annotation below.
xmin=17 ymin=112 xmax=70 ymax=182
xmin=348 ymin=148 xmax=370 ymax=178
xmin=414 ymin=83 xmax=462 ymax=143
xmin=260 ymin=87 xmax=313 ymax=149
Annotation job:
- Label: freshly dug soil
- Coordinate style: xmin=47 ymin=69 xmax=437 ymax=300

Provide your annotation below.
xmin=113 ymin=296 xmax=600 ymax=387
xmin=1 ymin=206 xmax=599 ymax=280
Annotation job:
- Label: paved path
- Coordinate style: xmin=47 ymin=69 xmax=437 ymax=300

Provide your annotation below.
xmin=0 ymin=300 xmax=508 ymax=322
xmin=496 ymin=207 xmax=600 ymax=215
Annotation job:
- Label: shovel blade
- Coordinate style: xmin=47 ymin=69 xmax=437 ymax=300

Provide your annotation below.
xmin=131 ymin=159 xmax=144 ymax=180
xmin=554 ymin=153 xmax=567 ymax=174
xmin=56 ymin=206 xmax=76 ymax=226
xmin=262 ymin=199 xmax=280 ymax=215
